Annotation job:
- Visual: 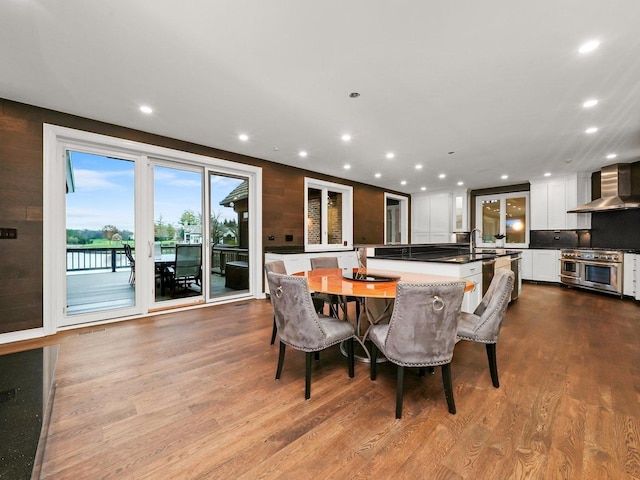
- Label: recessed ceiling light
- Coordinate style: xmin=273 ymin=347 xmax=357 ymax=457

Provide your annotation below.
xmin=578 ymin=40 xmax=600 ymax=54
xmin=583 ymin=99 xmax=598 ymax=108
xmin=299 ymin=150 xmax=308 ymax=158
xmin=606 ymin=153 xmax=617 ymax=159
xmin=415 ymin=164 xmax=423 ymax=170
xmin=400 ymin=180 xmax=407 ymax=185
xmin=349 ymin=92 xmax=360 ymax=98
xmin=386 ymin=152 xmax=395 ymax=159
xmin=438 ymin=173 xmax=446 ymax=179
xmin=238 ymin=133 xmax=249 ymax=141
xmin=343 ymin=164 xmax=351 ymax=170
xmin=374 ymin=173 xmax=381 ymax=178
xmin=585 ymin=127 xmax=598 ymax=134
xmin=544 ymin=172 xmax=551 ymax=177
xmin=341 ymin=134 xmax=351 ymax=142
xmin=564 ymin=158 xmax=573 ymax=164
xmin=501 ymin=174 xmax=509 ymax=180
xmin=421 ymin=186 xmax=427 ymax=191
xmin=139 ymin=105 xmax=153 ymax=114
xmin=457 ymin=181 xmax=464 ymax=186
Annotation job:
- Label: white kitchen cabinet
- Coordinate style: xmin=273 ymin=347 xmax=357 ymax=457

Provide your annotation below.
xmin=518 ymin=249 xmax=533 ymax=280
xmin=530 ymin=175 xmax=591 ymax=230
xmin=623 ymin=253 xmax=636 ymax=297
xmin=452 ymin=189 xmax=469 ymax=232
xmin=264 ymin=250 xmax=358 ymax=293
xmin=530 ymin=249 xmax=560 ymax=282
xmin=636 ymin=255 xmax=640 ymax=301
xmin=411 ymin=191 xmax=452 ymax=243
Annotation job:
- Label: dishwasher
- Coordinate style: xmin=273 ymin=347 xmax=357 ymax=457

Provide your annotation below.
xmin=482 ymin=259 xmax=495 ymax=297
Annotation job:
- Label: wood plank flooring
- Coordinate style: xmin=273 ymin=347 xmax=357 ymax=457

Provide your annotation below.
xmin=2 ymin=283 xmax=640 ymax=479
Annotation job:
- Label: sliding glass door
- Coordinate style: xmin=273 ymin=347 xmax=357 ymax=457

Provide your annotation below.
xmin=45 ymin=124 xmax=262 ymax=332
xmin=209 ymin=173 xmax=250 ymax=298
xmin=62 ymin=149 xmax=141 ymax=326
xmin=152 ymin=163 xmax=204 ymax=306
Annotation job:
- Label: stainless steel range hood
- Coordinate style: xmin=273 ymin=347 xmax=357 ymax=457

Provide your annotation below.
xmin=567 ymin=163 xmax=640 ymax=213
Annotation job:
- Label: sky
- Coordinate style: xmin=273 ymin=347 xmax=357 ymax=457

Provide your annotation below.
xmin=66 ymin=151 xmax=243 ymax=233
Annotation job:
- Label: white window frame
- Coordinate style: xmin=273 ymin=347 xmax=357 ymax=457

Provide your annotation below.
xmin=474 ymin=192 xmax=529 ymax=248
xmin=304 ymin=177 xmax=353 ymax=251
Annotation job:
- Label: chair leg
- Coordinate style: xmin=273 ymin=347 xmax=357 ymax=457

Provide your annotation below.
xmin=270 ymin=316 xmax=277 ymax=346
xmin=347 ymin=337 xmax=355 ymax=378
xmin=370 ymin=343 xmax=378 ymax=380
xmin=305 ymin=352 xmax=312 ymax=400
xmin=396 ymin=365 xmax=405 ymax=419
xmin=442 ymin=363 xmax=456 ymax=414
xmin=275 ymin=342 xmax=286 ymax=380
xmin=314 ymin=351 xmax=320 ymax=361
xmin=486 ymin=343 xmax=499 ymax=388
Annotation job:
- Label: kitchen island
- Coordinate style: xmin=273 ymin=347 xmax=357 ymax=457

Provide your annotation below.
xmin=362 ymin=244 xmax=522 ymax=312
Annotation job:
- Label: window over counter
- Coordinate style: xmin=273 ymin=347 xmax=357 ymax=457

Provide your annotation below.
xmin=475 ymin=192 xmax=529 ymax=248
xmin=304 ymin=178 xmax=353 ymax=251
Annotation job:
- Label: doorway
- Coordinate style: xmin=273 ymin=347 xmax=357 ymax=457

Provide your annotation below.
xmin=384 ymin=193 xmax=409 ymax=245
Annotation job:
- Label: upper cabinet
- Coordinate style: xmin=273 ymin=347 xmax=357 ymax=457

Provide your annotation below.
xmin=411 ymin=191 xmax=452 ymax=243
xmin=530 ymin=174 xmax=591 ymax=230
xmin=452 ymin=188 xmax=469 ymax=232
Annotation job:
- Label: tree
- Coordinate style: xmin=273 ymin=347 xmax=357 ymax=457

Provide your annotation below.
xmin=102 ymin=225 xmax=119 ymax=243
xmin=210 ymin=210 xmax=224 ymax=245
xmin=179 ymin=210 xmax=199 ymax=226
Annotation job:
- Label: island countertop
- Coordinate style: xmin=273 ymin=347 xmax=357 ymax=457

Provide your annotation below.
xmin=366 ymin=244 xmax=522 ymax=264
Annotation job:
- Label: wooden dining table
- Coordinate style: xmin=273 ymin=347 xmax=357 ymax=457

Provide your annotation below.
xmin=293 ymin=267 xmax=474 ymax=362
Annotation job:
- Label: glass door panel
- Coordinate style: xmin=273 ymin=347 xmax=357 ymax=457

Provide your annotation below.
xmin=506 ymin=197 xmax=527 ymax=244
xmin=153 ymin=165 xmax=203 ymax=304
xmin=209 ymin=173 xmax=250 ymax=298
xmin=64 ymin=150 xmax=137 ymax=320
xmin=481 ymin=199 xmax=501 ymax=243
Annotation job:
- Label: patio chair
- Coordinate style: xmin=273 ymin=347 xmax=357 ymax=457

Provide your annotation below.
xmin=167 ymin=244 xmax=202 ymax=295
xmin=124 ymin=244 xmax=135 ymax=285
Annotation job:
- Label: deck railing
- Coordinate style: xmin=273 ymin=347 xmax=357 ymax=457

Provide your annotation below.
xmin=66 ymin=245 xmax=248 ymax=274
xmin=66 ymin=247 xmax=132 ymax=272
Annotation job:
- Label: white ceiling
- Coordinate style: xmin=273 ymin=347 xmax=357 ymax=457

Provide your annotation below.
xmin=2 ymin=0 xmax=640 ymax=194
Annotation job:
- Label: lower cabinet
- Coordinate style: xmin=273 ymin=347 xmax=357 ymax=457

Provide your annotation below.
xmin=623 ymin=253 xmax=637 ymax=297
xmin=530 ymin=249 xmax=560 ymax=283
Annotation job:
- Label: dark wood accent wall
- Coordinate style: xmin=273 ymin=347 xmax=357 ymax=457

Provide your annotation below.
xmin=0 ymin=98 xmax=397 ymax=335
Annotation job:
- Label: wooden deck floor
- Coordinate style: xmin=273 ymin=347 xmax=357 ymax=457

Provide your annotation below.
xmin=3 ymin=283 xmax=640 ymax=479
xmin=66 ymin=270 xmax=233 ymax=314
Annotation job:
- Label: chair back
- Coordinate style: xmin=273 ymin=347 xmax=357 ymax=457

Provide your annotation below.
xmin=174 ymin=244 xmax=202 ymax=279
xmin=124 ymin=244 xmax=135 ymax=263
xmin=310 ymin=256 xmax=339 ymax=270
xmin=470 ymin=268 xmax=514 ymax=342
xmin=266 ymin=272 xmax=328 ymax=351
xmin=264 ymin=260 xmax=287 ymax=275
xmin=381 ymin=281 xmax=466 ymax=366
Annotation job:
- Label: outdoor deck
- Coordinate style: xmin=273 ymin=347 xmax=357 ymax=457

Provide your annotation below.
xmin=66 ymin=269 xmax=237 ymax=315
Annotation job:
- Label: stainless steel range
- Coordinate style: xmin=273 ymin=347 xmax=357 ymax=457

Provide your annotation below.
xmin=560 ymin=249 xmax=623 ymax=296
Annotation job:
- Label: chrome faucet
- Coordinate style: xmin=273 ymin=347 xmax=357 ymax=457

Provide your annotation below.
xmin=470 ymin=228 xmax=481 ymax=253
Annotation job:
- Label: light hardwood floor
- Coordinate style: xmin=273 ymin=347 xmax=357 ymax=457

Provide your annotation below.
xmin=3 ymin=283 xmax=640 ymax=479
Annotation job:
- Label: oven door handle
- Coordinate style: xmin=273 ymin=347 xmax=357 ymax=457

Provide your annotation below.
xmin=579 ymin=260 xmax=621 ymax=267
xmin=560 ymin=274 xmax=582 ymax=280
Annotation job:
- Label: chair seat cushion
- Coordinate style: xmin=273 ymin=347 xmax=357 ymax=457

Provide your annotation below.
xmin=457 ymin=311 xmax=494 ymax=343
xmin=317 ymin=315 xmax=355 ymax=348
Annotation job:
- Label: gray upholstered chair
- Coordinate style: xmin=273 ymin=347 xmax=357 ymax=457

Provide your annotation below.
xmin=310 ymin=256 xmax=360 ymax=320
xmin=456 ymin=268 xmax=514 ymax=388
xmin=369 ymin=281 xmax=466 ymax=418
xmin=265 ymin=261 xmax=325 ymax=345
xmin=265 ymin=260 xmax=288 ymax=345
xmin=266 ymin=271 xmax=355 ymax=399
